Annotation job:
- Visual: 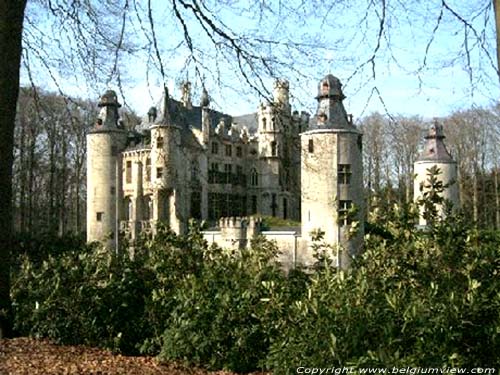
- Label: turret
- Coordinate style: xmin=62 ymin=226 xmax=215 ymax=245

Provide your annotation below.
xmin=273 ymin=79 xmax=290 ymax=112
xmin=149 ymin=87 xmax=183 ymax=232
xmin=87 ymin=90 xmax=127 ymax=248
xmin=313 ymin=74 xmax=353 ymax=130
xmin=200 ymin=87 xmax=210 ymax=144
xmin=414 ymin=121 xmax=459 ymax=226
xmin=300 ymin=74 xmax=363 ymax=269
xmin=181 ymin=81 xmax=192 ymax=109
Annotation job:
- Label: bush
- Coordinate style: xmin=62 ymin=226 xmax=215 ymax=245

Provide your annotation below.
xmin=266 ymin=206 xmax=500 ymax=372
xmin=12 ymin=245 xmax=150 ymax=354
xmin=158 ymin=237 xmax=308 ymax=372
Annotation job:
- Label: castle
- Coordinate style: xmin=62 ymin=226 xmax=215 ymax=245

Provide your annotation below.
xmin=86 ymin=74 xmax=458 ymax=269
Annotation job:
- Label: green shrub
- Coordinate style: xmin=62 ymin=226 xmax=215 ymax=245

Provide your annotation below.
xmin=158 ymin=237 xmax=308 ymax=372
xmin=266 ymin=206 xmax=500 ymax=372
xmin=11 ymin=245 xmax=150 ymax=354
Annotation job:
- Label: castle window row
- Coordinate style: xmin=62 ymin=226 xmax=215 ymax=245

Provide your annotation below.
xmin=208 ymin=193 xmax=247 ymax=220
xmin=211 ymin=141 xmax=244 ymax=157
xmin=208 ymin=170 xmax=247 ymax=185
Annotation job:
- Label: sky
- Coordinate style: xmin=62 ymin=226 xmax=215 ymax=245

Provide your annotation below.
xmin=20 ymin=0 xmax=499 ymax=122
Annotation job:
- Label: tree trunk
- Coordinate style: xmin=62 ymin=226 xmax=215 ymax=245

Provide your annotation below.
xmin=0 ymin=0 xmax=27 ymax=338
xmin=494 ymin=0 xmax=500 ymax=81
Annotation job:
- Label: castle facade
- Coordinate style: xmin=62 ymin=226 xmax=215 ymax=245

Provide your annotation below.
xmin=87 ymin=75 xmax=365 ymax=268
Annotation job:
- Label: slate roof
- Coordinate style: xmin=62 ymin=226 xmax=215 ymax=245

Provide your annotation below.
xmin=417 ymin=122 xmax=455 ymax=163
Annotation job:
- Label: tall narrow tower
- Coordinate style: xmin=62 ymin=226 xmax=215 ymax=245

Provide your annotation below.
xmin=414 ymin=121 xmax=459 ymax=226
xmin=86 ymin=90 xmax=127 ymax=247
xmin=300 ymin=74 xmax=363 ymax=269
xmin=149 ymin=89 xmax=184 ymax=233
xmin=257 ymin=80 xmax=291 ymax=218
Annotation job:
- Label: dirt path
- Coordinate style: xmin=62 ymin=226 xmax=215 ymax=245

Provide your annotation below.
xmin=0 ymin=338 xmax=268 ymax=375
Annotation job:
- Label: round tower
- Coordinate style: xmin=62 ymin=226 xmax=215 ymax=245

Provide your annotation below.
xmin=414 ymin=121 xmax=459 ymax=226
xmin=86 ymin=90 xmax=127 ymax=247
xmin=300 ymin=74 xmax=363 ymax=269
xmin=149 ymin=88 xmax=183 ymax=232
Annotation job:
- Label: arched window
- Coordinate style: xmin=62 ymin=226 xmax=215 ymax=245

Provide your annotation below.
xmin=262 ymin=117 xmax=267 ymax=131
xmin=250 ymin=168 xmax=258 ymax=186
xmin=124 ymin=197 xmax=133 ymax=221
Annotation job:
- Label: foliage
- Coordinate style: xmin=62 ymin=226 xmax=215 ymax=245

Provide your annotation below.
xmin=259 ymin=215 xmax=301 ymax=230
xmin=11 ymin=244 xmax=150 ymax=354
xmin=158 ymin=236 xmax=306 ymax=372
xmin=266 ymin=171 xmax=500 ymax=372
xmin=11 ymin=187 xmax=500 ymax=371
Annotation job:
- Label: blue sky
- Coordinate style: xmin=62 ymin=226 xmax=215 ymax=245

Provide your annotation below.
xmin=21 ymin=0 xmax=499 ymax=121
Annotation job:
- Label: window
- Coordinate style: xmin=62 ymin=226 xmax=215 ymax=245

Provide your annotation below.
xmin=250 ymin=168 xmax=258 ymax=186
xmin=338 ymin=200 xmax=352 ymax=226
xmin=143 ymin=196 xmax=153 ymax=220
xmin=308 ymin=139 xmax=314 ymax=153
xmin=211 ymin=142 xmax=219 ymax=154
xmin=271 ymin=141 xmax=277 ymax=156
xmin=236 ymin=165 xmax=243 ymax=175
xmin=124 ymin=198 xmax=132 ymax=221
xmin=322 ymin=81 xmax=329 ymax=94
xmin=283 ymin=198 xmax=288 ymax=220
xmin=96 ymin=212 xmax=103 ymax=222
xmin=126 ymin=161 xmax=132 ymax=183
xmin=157 ymin=136 xmax=164 ymax=148
xmin=251 ymin=195 xmax=257 ymax=214
xmin=224 ymin=164 xmax=232 ymax=183
xmin=190 ymin=192 xmax=202 ymax=219
xmin=191 ymin=160 xmax=198 ymax=181
xmin=145 ymin=158 xmax=151 ymax=181
xmin=262 ymin=117 xmax=267 ymax=131
xmin=208 ymin=163 xmax=219 ymax=184
xmin=156 ymin=167 xmax=163 ymax=179
xmin=236 ymin=146 xmax=242 ymax=157
xmin=225 ymin=144 xmax=232 ymax=157
xmin=110 ymin=186 xmax=116 ymax=195
xmin=338 ymin=164 xmax=351 ymax=185
xmin=271 ymin=193 xmax=277 ymax=217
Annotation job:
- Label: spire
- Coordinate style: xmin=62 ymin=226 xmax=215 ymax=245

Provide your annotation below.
xmin=158 ymin=85 xmax=171 ymax=125
xmin=417 ymin=120 xmax=454 ymax=162
xmin=312 ymin=74 xmax=352 ymax=130
xmin=200 ymin=87 xmax=210 ymax=107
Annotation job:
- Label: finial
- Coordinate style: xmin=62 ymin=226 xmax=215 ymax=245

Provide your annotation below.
xmin=160 ymin=84 xmax=170 ymax=124
xmin=200 ymin=87 xmax=210 ymax=107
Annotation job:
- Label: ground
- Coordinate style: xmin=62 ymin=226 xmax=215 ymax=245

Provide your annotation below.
xmin=0 ymin=338 xmax=268 ymax=375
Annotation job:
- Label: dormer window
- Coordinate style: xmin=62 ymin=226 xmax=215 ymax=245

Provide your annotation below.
xmin=322 ymin=82 xmax=329 ymax=94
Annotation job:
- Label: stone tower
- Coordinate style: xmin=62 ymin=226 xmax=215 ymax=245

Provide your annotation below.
xmin=149 ymin=89 xmax=184 ymax=233
xmin=257 ymin=80 xmax=291 ymax=218
xmin=300 ymin=74 xmax=363 ymax=269
xmin=414 ymin=121 xmax=459 ymax=226
xmin=86 ymin=90 xmax=127 ymax=247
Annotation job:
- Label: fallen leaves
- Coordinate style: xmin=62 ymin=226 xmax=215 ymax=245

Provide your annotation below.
xmin=0 ymin=338 xmax=269 ymax=375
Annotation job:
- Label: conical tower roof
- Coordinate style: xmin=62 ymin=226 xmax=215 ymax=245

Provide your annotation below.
xmin=417 ymin=121 xmax=454 ymax=163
